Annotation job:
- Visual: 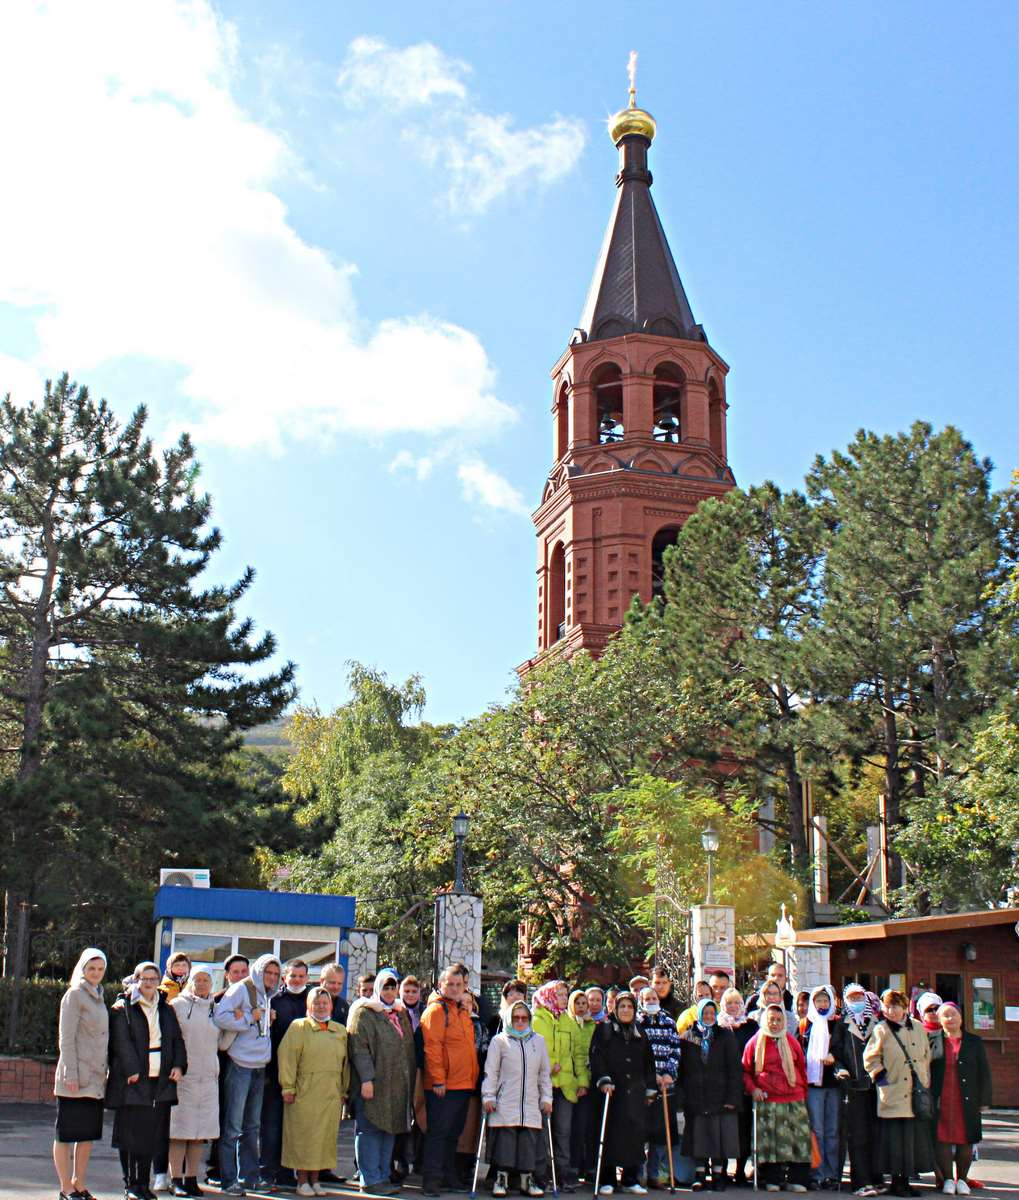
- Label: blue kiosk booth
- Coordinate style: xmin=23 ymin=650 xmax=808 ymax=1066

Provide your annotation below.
xmin=153 ymin=885 xmax=358 ymax=994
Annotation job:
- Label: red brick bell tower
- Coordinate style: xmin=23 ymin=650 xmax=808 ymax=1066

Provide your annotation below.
xmin=519 ymin=85 xmax=736 ymax=675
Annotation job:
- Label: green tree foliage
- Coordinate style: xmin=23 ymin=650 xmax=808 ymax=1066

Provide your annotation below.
xmin=0 ymin=375 xmax=295 ymax=946
xmin=896 ymin=712 xmax=1019 ymax=910
xmin=805 ymin=424 xmax=1013 ymax=874
xmin=639 ymin=483 xmax=825 ymax=917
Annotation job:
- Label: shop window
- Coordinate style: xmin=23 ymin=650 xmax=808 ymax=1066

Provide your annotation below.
xmin=967 ymin=973 xmax=1003 ymax=1037
xmin=238 ymin=936 xmax=276 ymax=961
xmin=280 ymin=939 xmax=339 ymax=977
xmin=171 ymin=931 xmax=233 ymax=964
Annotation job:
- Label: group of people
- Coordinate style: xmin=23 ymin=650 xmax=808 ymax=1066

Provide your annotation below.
xmin=51 ymin=950 xmax=994 ymax=1200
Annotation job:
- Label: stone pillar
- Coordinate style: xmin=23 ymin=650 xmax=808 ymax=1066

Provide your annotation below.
xmin=433 ymin=892 xmax=484 ymax=993
xmin=779 ymin=942 xmax=831 ymax=995
xmin=690 ymin=904 xmax=736 ymax=985
xmin=339 ymin=928 xmax=379 ymax=999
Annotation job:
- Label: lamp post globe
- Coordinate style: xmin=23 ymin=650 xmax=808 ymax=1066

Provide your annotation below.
xmin=701 ymin=818 xmax=720 ymax=905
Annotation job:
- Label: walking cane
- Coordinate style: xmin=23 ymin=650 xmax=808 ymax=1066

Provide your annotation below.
xmin=752 ymin=1100 xmax=758 ymax=1192
xmin=593 ymin=1088 xmax=611 ymax=1200
xmin=546 ymin=1111 xmax=560 ymax=1198
xmin=660 ymin=1082 xmax=676 ymax=1194
xmin=469 ymin=1110 xmax=488 ymax=1200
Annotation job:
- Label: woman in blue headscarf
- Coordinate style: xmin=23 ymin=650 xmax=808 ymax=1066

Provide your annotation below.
xmin=679 ymin=998 xmax=741 ymax=1191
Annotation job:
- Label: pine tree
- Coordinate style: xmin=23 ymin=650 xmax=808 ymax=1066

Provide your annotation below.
xmin=0 ymin=375 xmax=295 ymax=958
xmin=805 ymin=423 xmax=1011 ymax=898
xmin=648 ymin=482 xmax=826 ymax=922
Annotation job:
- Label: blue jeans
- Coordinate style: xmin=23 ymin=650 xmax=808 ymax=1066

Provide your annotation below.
xmin=220 ymin=1062 xmax=266 ymax=1187
xmin=648 ymin=1142 xmax=697 ymax=1186
xmin=807 ymin=1086 xmax=841 ymax=1183
xmin=355 ymin=1096 xmax=396 ymax=1188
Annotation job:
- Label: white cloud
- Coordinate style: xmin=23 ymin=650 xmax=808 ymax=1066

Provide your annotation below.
xmin=336 ymin=36 xmax=587 ymax=215
xmin=389 ymin=449 xmax=438 ymax=481
xmin=0 ymin=2 xmax=514 ymax=452
xmin=0 ymin=355 xmax=43 ymax=406
xmin=337 ymin=36 xmax=469 ymax=108
xmin=457 ymin=460 xmax=530 ymax=517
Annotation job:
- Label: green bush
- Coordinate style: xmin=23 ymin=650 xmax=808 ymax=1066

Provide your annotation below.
xmin=0 ymin=978 xmax=122 ymax=1057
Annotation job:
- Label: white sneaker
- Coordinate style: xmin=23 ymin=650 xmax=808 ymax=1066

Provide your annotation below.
xmin=312 ymin=1186 xmax=328 ymax=1196
xmin=942 ymin=1182 xmax=956 ymax=1195
xmin=956 ymin=1183 xmax=970 ymax=1196
xmin=623 ymin=1188 xmax=648 ymax=1196
xmin=297 ymin=1185 xmax=316 ymax=1198
xmin=599 ymin=1188 xmax=615 ymax=1196
xmin=493 ymin=1172 xmax=509 ymax=1198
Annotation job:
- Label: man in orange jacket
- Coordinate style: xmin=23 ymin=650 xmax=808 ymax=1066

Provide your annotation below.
xmin=420 ymin=967 xmax=480 ymax=1197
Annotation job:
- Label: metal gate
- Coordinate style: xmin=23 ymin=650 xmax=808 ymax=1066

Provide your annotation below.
xmin=356 ymin=895 xmax=435 ymax=982
xmin=652 ymin=843 xmax=692 ymax=1005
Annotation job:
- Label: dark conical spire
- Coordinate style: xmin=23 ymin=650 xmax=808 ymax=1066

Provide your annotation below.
xmin=576 ymin=85 xmax=703 ymax=345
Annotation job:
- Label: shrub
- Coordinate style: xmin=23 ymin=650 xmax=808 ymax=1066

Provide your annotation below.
xmin=0 ymin=978 xmax=122 ymax=1057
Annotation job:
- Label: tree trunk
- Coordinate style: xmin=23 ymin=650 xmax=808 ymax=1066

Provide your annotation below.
xmin=783 ymin=749 xmax=816 ymax=928
xmin=881 ymin=688 xmax=904 ymax=895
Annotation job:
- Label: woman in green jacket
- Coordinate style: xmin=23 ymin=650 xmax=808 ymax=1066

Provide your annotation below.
xmin=568 ymin=989 xmax=597 ymax=1182
xmin=532 ymin=980 xmax=590 ymax=1191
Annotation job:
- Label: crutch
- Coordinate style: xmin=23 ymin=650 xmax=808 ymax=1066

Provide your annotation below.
xmin=593 ymin=1088 xmax=611 ymax=1199
xmin=469 ymin=1110 xmax=488 ymax=1200
xmin=660 ymin=1082 xmax=676 ymax=1193
xmin=546 ymin=1110 xmax=560 ymax=1197
xmin=752 ymin=1100 xmax=758 ymax=1192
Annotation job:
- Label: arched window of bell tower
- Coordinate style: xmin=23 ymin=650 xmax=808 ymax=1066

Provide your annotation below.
xmin=548 ymin=543 xmax=566 ymax=642
xmin=652 ymin=363 xmax=683 ymax=443
xmin=591 ymin=363 xmax=624 ymax=444
xmin=555 ymin=382 xmax=569 ymax=459
xmin=651 ymin=525 xmax=683 ymax=600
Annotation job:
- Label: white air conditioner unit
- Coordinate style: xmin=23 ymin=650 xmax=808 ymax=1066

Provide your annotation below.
xmin=159 ymin=868 xmax=211 ymax=888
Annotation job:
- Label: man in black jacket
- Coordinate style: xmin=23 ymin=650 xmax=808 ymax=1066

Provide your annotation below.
xmin=260 ymin=959 xmax=309 ymax=1187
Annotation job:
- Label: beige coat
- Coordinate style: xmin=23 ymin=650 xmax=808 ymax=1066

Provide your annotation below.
xmin=169 ymin=993 xmax=220 ymax=1140
xmin=55 ymin=982 xmax=109 ymax=1100
xmin=863 ymin=1017 xmax=931 ymax=1118
xmin=278 ymin=1018 xmax=350 ymax=1171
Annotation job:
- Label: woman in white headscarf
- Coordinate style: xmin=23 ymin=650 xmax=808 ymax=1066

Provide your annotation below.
xmin=800 ymin=985 xmax=840 ymax=1189
xmin=169 ymin=968 xmax=220 ymax=1196
xmin=53 ymin=947 xmax=109 ymax=1200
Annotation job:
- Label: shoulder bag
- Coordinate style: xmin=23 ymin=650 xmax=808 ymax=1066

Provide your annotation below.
xmin=888 ymin=1024 xmax=933 ymax=1121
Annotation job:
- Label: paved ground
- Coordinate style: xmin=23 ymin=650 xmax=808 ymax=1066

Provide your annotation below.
xmin=4 ymin=1107 xmax=1019 ymax=1200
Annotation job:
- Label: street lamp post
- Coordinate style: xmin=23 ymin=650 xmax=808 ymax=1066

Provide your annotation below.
xmin=452 ymin=812 xmax=470 ymax=894
xmin=701 ymin=818 xmax=720 ymax=905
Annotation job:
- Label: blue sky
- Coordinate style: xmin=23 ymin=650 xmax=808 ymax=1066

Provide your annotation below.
xmin=1 ymin=1 xmax=1017 ymax=724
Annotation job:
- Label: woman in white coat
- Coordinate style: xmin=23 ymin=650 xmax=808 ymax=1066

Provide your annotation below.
xmin=168 ymin=969 xmax=220 ymax=1197
xmin=482 ymin=1002 xmax=553 ymax=1199
xmin=53 ymin=947 xmax=109 ymax=1200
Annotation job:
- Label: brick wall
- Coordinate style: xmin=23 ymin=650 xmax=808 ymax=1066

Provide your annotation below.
xmin=0 ymin=1055 xmax=56 ymax=1103
xmin=830 ymin=921 xmax=1019 ymax=1107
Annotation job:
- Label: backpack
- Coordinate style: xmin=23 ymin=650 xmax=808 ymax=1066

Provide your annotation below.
xmin=218 ymin=978 xmax=261 ymax=1053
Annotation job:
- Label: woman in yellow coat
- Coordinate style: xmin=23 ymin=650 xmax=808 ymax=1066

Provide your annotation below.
xmin=279 ymin=986 xmax=350 ymax=1197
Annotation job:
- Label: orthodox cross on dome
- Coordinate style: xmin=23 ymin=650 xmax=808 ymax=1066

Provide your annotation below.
xmin=627 ymin=49 xmax=638 ymax=108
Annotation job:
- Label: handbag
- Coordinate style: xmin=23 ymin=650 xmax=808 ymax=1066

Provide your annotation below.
xmin=810 ymin=1130 xmax=822 ymax=1170
xmin=888 ymin=1024 xmax=934 ymax=1121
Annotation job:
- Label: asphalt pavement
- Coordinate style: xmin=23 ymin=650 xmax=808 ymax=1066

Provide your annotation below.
xmin=4 ymin=1106 xmax=1019 ymax=1200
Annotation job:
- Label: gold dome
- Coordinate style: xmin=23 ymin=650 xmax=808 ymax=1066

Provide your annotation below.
xmin=609 ymin=88 xmax=656 ymax=144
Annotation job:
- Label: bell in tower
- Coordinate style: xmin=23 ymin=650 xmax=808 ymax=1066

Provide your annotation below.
xmin=519 ymin=59 xmax=737 ymax=675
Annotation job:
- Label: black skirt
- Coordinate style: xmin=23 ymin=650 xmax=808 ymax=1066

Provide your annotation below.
xmin=112 ymin=1101 xmax=172 ymax=1154
xmin=55 ymin=1096 xmax=105 ymax=1143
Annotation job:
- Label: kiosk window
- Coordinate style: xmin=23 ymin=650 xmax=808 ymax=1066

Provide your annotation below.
xmin=968 ymin=975 xmax=1001 ymax=1036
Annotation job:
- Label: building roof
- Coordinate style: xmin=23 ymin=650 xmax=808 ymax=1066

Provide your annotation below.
xmin=577 ymin=127 xmax=702 ymax=345
xmin=153 ymin=885 xmax=356 ymax=929
xmin=794 ymin=908 xmax=1019 ymax=944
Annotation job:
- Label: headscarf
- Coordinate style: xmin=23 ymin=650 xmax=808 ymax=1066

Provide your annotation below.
xmin=70 ymin=947 xmax=107 ymax=997
xmin=917 ymin=991 xmax=944 ymax=1031
xmin=124 ymin=960 xmax=160 ymax=1004
xmin=506 ymin=1000 xmax=534 ymax=1041
xmin=805 ymin=985 xmax=835 ymax=1085
xmin=182 ymin=968 xmax=213 ymax=997
xmin=533 ymin=979 xmax=567 ymax=1018
xmin=373 ymin=968 xmax=405 ymax=1035
xmin=695 ymin=997 xmax=717 ymax=1060
xmin=717 ymin=987 xmax=747 ymax=1029
xmin=842 ymin=983 xmax=877 ymax=1031
xmin=609 ymin=993 xmax=641 ymax=1040
xmin=568 ymin=989 xmax=590 ymax=1023
xmin=754 ymin=1003 xmax=796 ymax=1086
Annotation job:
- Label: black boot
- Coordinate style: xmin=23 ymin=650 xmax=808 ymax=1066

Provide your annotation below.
xmin=171 ymin=1181 xmax=188 ymax=1198
xmin=184 ymin=1179 xmax=204 ymax=1197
